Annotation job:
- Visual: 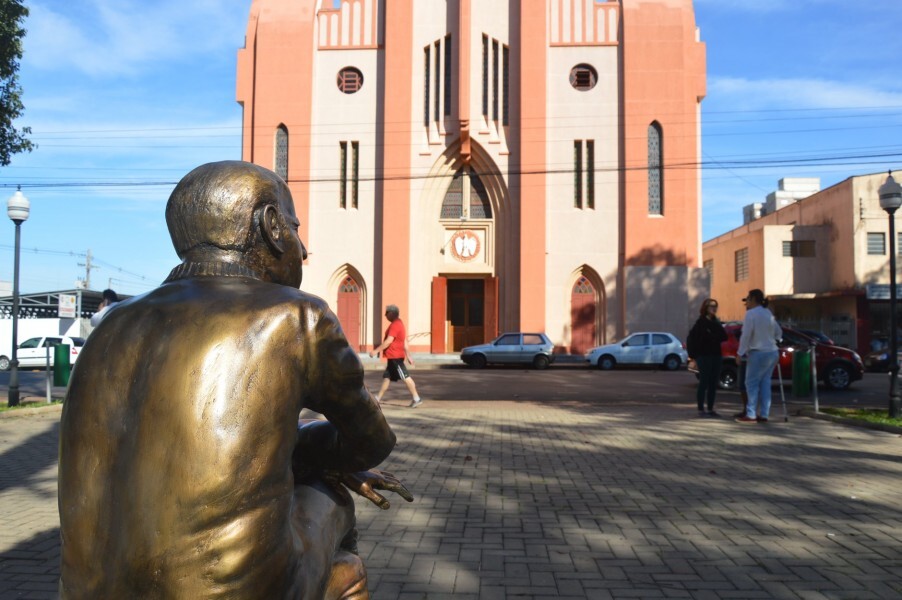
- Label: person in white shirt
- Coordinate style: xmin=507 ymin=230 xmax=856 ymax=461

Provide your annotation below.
xmin=736 ymin=289 xmax=782 ymax=423
xmin=90 ymin=289 xmax=119 ymax=327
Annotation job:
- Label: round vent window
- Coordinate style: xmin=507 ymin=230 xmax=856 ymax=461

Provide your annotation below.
xmin=569 ymin=64 xmax=598 ymax=91
xmin=337 ymin=67 xmax=364 ymax=94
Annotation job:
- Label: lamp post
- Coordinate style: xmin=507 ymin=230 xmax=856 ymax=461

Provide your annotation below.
xmin=7 ymin=186 xmax=29 ymax=408
xmin=879 ymin=171 xmax=902 ymax=419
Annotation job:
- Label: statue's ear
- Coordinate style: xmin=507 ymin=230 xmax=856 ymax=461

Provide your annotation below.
xmin=259 ymin=204 xmax=284 ymax=256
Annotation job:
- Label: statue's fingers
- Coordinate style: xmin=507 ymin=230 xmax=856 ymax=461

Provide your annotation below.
xmin=356 ymin=483 xmax=391 ymax=509
xmin=385 ymin=481 xmax=414 ymax=502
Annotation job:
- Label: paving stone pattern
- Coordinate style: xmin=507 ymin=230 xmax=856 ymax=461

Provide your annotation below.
xmin=1 ymin=402 xmax=901 ymax=599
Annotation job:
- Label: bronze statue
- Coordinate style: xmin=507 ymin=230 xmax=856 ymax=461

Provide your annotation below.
xmin=58 ymin=161 xmax=412 ymax=599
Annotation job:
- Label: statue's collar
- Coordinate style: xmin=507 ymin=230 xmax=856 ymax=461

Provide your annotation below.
xmin=164 ymin=261 xmax=260 ymax=283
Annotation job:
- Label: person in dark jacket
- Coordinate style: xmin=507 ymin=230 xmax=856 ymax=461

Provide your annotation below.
xmin=687 ymin=298 xmax=728 ymax=417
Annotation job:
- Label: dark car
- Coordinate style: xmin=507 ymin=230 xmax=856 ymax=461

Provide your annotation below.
xmin=709 ymin=323 xmax=863 ymax=391
xmin=863 ymin=348 xmax=902 ymax=372
xmin=460 ymin=332 xmax=556 ymax=369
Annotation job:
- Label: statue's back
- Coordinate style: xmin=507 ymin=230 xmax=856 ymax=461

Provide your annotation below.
xmin=59 ymin=277 xmax=323 ymax=598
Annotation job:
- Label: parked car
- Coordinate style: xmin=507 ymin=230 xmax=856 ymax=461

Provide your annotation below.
xmin=460 ymin=332 xmax=555 ymax=369
xmin=798 ymin=329 xmax=836 ymax=346
xmin=585 ymin=332 xmax=688 ymax=371
xmin=708 ymin=323 xmax=863 ymax=390
xmin=0 ymin=336 xmax=85 ymax=370
xmin=863 ymin=347 xmax=902 ymax=372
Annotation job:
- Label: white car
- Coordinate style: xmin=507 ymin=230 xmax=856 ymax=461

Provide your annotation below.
xmin=586 ymin=332 xmax=688 ymax=371
xmin=0 ymin=336 xmax=85 ymax=370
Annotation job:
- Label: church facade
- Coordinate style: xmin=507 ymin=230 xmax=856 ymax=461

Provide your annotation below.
xmin=236 ymin=0 xmax=707 ymax=353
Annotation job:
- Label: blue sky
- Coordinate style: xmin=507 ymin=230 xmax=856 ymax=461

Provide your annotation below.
xmin=2 ymin=0 xmax=902 ymax=295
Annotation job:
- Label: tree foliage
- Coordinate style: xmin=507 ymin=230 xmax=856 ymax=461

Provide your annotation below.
xmin=0 ymin=0 xmax=34 ymax=166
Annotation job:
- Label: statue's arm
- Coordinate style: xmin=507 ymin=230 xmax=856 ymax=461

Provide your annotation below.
xmin=294 ymin=304 xmax=396 ymax=476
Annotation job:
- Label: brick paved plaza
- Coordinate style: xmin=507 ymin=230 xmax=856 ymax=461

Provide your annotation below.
xmin=1 ymin=401 xmax=900 ymax=599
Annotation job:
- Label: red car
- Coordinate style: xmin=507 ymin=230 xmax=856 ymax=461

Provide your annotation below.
xmin=711 ymin=323 xmax=864 ymax=391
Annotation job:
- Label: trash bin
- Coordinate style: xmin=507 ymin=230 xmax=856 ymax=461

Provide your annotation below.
xmin=53 ymin=344 xmax=71 ymax=387
xmin=791 ymin=346 xmax=812 ymax=397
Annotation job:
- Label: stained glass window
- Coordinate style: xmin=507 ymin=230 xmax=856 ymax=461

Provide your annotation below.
xmin=648 ymin=122 xmax=663 ymax=215
xmin=275 ymin=125 xmax=288 ymax=180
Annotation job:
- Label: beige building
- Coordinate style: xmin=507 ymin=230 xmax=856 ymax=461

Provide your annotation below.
xmin=704 ymin=171 xmax=901 ymax=354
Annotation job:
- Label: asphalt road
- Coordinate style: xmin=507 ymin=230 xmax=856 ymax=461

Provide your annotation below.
xmin=0 ymin=364 xmax=893 ymax=410
xmin=365 ymin=364 xmax=892 ymax=410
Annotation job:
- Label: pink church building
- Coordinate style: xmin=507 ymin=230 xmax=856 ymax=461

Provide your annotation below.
xmin=236 ymin=0 xmax=707 ymax=354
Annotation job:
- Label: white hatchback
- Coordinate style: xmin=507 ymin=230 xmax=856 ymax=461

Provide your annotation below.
xmin=0 ymin=336 xmax=85 ymax=370
xmin=586 ymin=332 xmax=688 ymax=371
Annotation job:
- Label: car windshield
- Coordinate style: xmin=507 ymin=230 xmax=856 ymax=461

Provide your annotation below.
xmin=70 ymin=337 xmax=86 ymax=347
xmin=19 ymin=338 xmax=41 ymax=349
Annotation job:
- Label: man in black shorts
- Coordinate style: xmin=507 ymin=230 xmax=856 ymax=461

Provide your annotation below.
xmin=369 ymin=304 xmax=422 ymax=407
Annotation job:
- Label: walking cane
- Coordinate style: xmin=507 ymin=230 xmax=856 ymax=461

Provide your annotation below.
xmin=775 ymin=356 xmax=788 ymax=422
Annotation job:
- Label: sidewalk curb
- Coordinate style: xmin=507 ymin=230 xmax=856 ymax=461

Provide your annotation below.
xmin=0 ymin=400 xmax=64 ymax=419
xmin=799 ymin=407 xmax=902 ymax=435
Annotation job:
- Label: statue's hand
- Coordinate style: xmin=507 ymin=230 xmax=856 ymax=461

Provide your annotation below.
xmin=325 ymin=469 xmax=414 ymax=510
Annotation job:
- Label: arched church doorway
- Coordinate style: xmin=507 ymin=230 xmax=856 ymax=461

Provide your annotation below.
xmin=570 ymin=275 xmax=597 ymax=354
xmin=337 ymin=274 xmax=362 ymax=350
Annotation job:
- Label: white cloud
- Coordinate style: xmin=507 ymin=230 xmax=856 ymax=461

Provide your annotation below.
xmin=708 ymin=76 xmax=902 ymax=111
xmin=23 ymin=0 xmax=248 ymax=77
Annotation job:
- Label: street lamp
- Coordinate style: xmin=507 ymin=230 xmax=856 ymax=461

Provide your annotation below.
xmin=878 ymin=171 xmax=902 ymax=419
xmin=7 ymin=186 xmax=29 ymax=408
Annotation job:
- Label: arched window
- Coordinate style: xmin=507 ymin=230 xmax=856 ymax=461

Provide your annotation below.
xmin=648 ymin=122 xmax=663 ymax=215
xmin=440 ymin=168 xmax=493 ymax=219
xmin=275 ymin=125 xmax=289 ymax=180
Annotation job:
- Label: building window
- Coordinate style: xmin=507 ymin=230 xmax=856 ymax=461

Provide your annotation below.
xmin=441 ymin=168 xmax=492 ymax=220
xmin=339 ymin=142 xmax=347 ymax=209
xmin=502 ymin=45 xmax=510 ymax=126
xmin=569 ymin=63 xmax=597 ymax=91
xmin=423 ymin=47 xmax=430 ymax=126
xmin=444 ymin=35 xmax=452 ymax=117
xmin=573 ymin=140 xmax=594 ymax=210
xmin=351 ymin=141 xmax=359 ymax=209
xmin=338 ymin=141 xmax=359 ymax=209
xmin=275 ymin=125 xmax=288 ymax=180
xmin=898 ymin=232 xmax=902 ymax=256
xmin=704 ymin=259 xmax=713 ymax=281
xmin=868 ymin=232 xmax=886 ymax=255
xmin=586 ymin=140 xmax=594 ymax=210
xmin=434 ymin=41 xmax=441 ymax=122
xmin=735 ymin=248 xmax=749 ymax=281
xmin=574 ymin=141 xmax=583 ymax=209
xmin=648 ymin=122 xmax=663 ymax=215
xmin=492 ymin=40 xmax=500 ymax=122
xmin=782 ymin=240 xmax=816 ymax=257
xmin=337 ymin=67 xmax=363 ymax=94
xmin=482 ymin=35 xmax=489 ymax=118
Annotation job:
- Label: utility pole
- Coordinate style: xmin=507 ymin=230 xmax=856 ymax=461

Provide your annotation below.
xmin=78 ymin=249 xmax=99 ymax=289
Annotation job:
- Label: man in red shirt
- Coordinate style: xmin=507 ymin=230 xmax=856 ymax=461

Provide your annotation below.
xmin=369 ymin=304 xmax=422 ymax=407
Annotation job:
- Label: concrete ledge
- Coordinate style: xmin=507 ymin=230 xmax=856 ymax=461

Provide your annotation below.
xmin=799 ymin=407 xmax=902 ymax=435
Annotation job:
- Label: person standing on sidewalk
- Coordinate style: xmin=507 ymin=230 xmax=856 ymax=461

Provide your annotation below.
xmin=687 ymin=298 xmax=727 ymax=418
xmin=369 ymin=304 xmax=422 ymax=407
xmin=736 ymin=289 xmax=782 ymax=423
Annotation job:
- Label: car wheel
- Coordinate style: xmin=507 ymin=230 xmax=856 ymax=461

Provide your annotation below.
xmin=0 ymin=355 xmax=9 ymax=371
xmin=597 ymin=355 xmax=616 ymax=370
xmin=469 ymin=354 xmax=487 ymax=369
xmin=824 ymin=362 xmax=852 ymax=390
xmin=718 ymin=365 xmax=738 ymax=390
xmin=663 ymin=354 xmax=681 ymax=371
xmin=533 ymin=355 xmax=550 ymax=370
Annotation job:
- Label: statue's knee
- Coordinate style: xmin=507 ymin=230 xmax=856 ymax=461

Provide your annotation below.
xmin=324 ymin=550 xmax=368 ymax=600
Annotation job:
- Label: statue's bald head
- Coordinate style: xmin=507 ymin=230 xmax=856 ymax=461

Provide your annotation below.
xmin=166 ymin=161 xmax=289 ymax=259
